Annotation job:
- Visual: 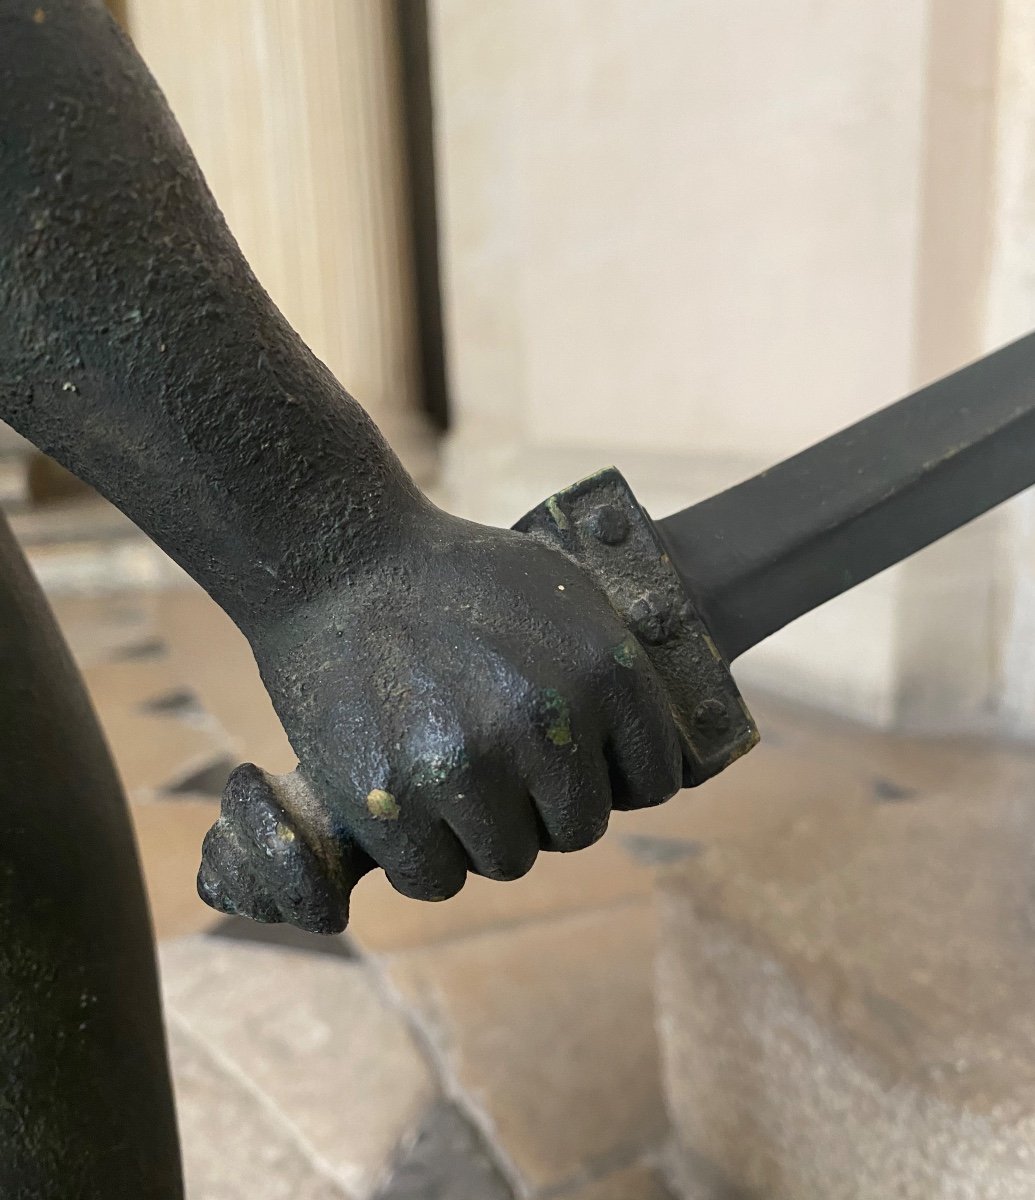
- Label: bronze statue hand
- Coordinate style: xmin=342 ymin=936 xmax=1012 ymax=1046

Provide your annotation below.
xmin=199 ymin=509 xmax=684 ymax=931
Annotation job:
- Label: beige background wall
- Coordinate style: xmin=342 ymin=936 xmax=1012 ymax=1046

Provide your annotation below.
xmin=431 ymin=0 xmax=1033 ymax=733
xmin=985 ymin=0 xmax=1035 ymax=736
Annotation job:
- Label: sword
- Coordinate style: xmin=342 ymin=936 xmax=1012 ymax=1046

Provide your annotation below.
xmin=202 ymin=331 xmax=1035 ymax=932
xmin=515 ymin=329 xmax=1035 ymax=782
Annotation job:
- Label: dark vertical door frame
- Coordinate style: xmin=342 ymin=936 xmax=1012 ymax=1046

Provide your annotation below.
xmin=397 ymin=0 xmax=450 ymax=431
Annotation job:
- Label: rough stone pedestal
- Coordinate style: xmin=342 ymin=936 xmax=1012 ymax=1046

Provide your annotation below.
xmin=656 ymin=784 xmax=1035 ymax=1199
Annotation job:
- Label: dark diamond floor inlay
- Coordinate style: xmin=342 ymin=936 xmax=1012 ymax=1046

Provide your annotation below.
xmin=375 ymin=1101 xmax=514 ymax=1200
xmin=139 ymin=686 xmax=207 ymax=719
xmin=873 ymin=777 xmax=918 ymax=802
xmin=620 ymin=834 xmax=703 ymax=866
xmin=164 ymin=755 xmax=238 ymax=798
xmin=108 ymin=635 xmax=169 ymax=662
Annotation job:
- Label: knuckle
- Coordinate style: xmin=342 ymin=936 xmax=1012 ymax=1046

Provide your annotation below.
xmin=388 ymin=861 xmax=467 ymax=902
xmin=604 ymin=631 xmax=648 ymax=680
xmin=369 ymin=813 xmax=469 ymax=902
xmin=456 ymin=786 xmax=540 ymax=881
xmin=618 ymin=751 xmax=682 ymax=809
xmin=549 ymin=815 xmax=610 ymax=853
xmin=540 ymin=797 xmax=610 ymax=852
xmin=608 ymin=716 xmax=683 ymax=808
xmin=479 ymin=841 xmax=538 ymax=881
xmin=589 ymin=636 xmax=638 ymax=692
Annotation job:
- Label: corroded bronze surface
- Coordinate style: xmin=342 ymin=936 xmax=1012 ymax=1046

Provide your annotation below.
xmin=0 ymin=511 xmax=182 ymax=1197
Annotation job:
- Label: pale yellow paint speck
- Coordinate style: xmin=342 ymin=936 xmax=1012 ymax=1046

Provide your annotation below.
xmin=366 ymin=788 xmax=400 ymax=820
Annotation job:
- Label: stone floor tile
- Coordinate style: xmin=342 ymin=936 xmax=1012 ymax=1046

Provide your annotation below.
xmin=208 ymin=913 xmax=358 ymax=960
xmin=0 ymin=453 xmax=26 ymax=506
xmin=153 ymin=586 xmax=296 ymax=772
xmin=129 ymin=798 xmax=221 ymax=941
xmin=139 ymin=685 xmax=208 ymax=719
xmin=28 ymin=531 xmax=186 ymax=596
xmin=100 ymin=706 xmax=230 ymax=797
xmin=168 ymin=1019 xmax=347 ymax=1200
xmin=374 ymin=1100 xmax=514 ymax=1200
xmin=81 ymin=652 xmax=182 ymax=712
xmin=65 ymin=610 xmax=233 ymax=800
xmin=555 ymin=1164 xmax=674 ymax=1200
xmin=751 ymin=690 xmax=1035 ymax=800
xmin=161 ymin=936 xmax=438 ymax=1200
xmin=13 ymin=495 xmax=187 ymax=594
xmin=613 ymin=739 xmax=873 ymax=851
xmin=163 ymin=753 xmax=243 ymax=800
xmin=49 ymin=591 xmax=160 ymax=667
xmin=10 ymin=494 xmax=138 ymax=547
xmin=386 ymin=901 xmax=664 ymax=1196
xmin=349 ymin=835 xmax=655 ymax=953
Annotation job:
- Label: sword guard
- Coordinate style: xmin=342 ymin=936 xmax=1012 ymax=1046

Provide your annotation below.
xmin=515 ymin=468 xmax=759 ymax=784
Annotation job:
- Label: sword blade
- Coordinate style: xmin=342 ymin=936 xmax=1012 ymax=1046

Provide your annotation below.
xmin=657 ymin=331 xmax=1035 ymax=661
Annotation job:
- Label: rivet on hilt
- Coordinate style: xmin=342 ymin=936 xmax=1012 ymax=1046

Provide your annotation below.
xmin=629 ymin=591 xmax=675 ymax=645
xmin=584 ymin=504 xmax=629 ymax=545
xmin=692 ymin=698 xmax=731 ymax=737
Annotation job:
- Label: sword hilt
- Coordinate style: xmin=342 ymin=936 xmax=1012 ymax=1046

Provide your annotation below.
xmin=514 ymin=467 xmax=759 ymax=785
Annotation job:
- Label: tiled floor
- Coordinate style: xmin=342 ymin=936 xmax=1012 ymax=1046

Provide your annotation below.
xmin=43 ymin=580 xmax=1035 ymax=1200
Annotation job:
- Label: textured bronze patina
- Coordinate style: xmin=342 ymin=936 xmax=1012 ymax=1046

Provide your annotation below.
xmin=0 ymin=508 xmax=182 ymax=1197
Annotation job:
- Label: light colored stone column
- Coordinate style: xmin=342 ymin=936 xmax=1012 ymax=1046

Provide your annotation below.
xmin=891 ymin=0 xmax=1004 ymax=732
xmin=124 ymin=0 xmax=436 ymax=482
xmin=982 ymin=0 xmax=1035 ymax=736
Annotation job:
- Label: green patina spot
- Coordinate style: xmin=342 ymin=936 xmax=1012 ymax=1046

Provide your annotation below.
xmin=545 ymin=496 xmax=570 ymax=531
xmin=366 ymin=788 xmax=400 ymax=820
xmin=412 ymin=749 xmax=470 ymax=790
xmin=541 ymin=687 xmax=573 ymax=747
xmin=613 ymin=636 xmax=639 ymax=669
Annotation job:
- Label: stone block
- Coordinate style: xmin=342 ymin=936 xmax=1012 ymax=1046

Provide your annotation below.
xmin=657 ymin=790 xmax=1035 ymax=1198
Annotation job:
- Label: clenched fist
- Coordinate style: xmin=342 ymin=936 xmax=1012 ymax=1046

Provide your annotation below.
xmin=199 ymin=505 xmax=685 ymax=931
